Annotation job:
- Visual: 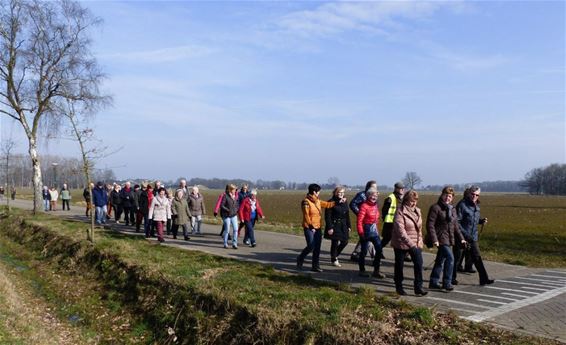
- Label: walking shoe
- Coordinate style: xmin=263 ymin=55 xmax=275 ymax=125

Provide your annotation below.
xmin=223 ymin=244 xmax=228 ymax=249
xmin=451 ymin=279 xmax=459 ymax=285
xmin=414 ymin=290 xmax=428 ymax=297
xmin=332 ymin=260 xmax=341 ymax=267
xmin=464 ymin=268 xmax=477 ymax=274
xmin=428 ymin=283 xmax=442 ymax=290
xmin=116 ymin=220 xmax=120 ymax=224
xmin=184 ymin=237 xmax=190 ymax=241
xmin=359 ymin=271 xmax=370 ymax=277
xmin=372 ymin=271 xmax=386 ymax=279
xmin=396 ymin=289 xmax=408 ymax=296
xmin=311 ymin=267 xmax=323 ymax=273
xmin=296 ymin=257 xmax=303 ymax=269
xmin=443 ymin=285 xmax=454 ymax=292
xmin=232 ymin=245 xmax=238 ymax=250
xmin=457 ymin=266 xmax=465 ymax=273
xmin=380 ymin=253 xmax=386 ymax=259
xmin=480 ymin=279 xmax=495 ymax=286
xmin=251 ymin=243 xmax=256 ymax=248
xmin=244 ymin=240 xmax=250 ymax=245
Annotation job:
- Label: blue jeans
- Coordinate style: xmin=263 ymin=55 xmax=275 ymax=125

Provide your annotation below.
xmin=223 ymin=216 xmax=238 ymax=247
xmin=359 ymin=236 xmax=382 ymax=272
xmin=95 ymin=205 xmax=107 ymax=224
xmin=298 ymin=228 xmax=322 ymax=268
xmin=430 ymin=245 xmax=454 ymax=288
xmin=43 ymin=199 xmax=50 ymax=211
xmin=144 ymin=215 xmax=153 ymax=237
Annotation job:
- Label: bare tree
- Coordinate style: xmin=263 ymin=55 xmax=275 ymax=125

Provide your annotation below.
xmin=0 ymin=0 xmax=108 ymax=213
xmin=1 ymin=138 xmax=16 ymax=213
xmin=403 ymin=171 xmax=422 ymax=190
xmin=61 ymin=98 xmax=113 ymax=243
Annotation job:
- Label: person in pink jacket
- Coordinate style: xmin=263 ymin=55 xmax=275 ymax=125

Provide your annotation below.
xmin=391 ymin=190 xmax=427 ymax=297
xmin=356 ymin=188 xmax=385 ymax=278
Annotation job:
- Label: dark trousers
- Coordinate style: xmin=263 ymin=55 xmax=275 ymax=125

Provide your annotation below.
xmin=381 ymin=222 xmax=393 ymax=248
xmin=123 ymin=206 xmax=135 ymax=225
xmin=144 ymin=215 xmax=153 ymax=237
xmin=172 ymin=223 xmax=190 ymax=239
xmin=455 ymin=245 xmax=473 ymax=270
xmin=113 ymin=204 xmax=123 ymax=222
xmin=243 ymin=220 xmax=257 ymax=245
xmin=135 ymin=210 xmax=143 ymax=230
xmin=330 ymin=239 xmax=348 ymax=262
xmin=62 ymin=199 xmax=71 ymax=210
xmin=298 ymin=228 xmax=322 ymax=269
xmin=453 ymin=240 xmax=490 ymax=283
xmin=359 ymin=236 xmax=382 ymax=272
xmin=394 ymin=248 xmax=424 ymax=293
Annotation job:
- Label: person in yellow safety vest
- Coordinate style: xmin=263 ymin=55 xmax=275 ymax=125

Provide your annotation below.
xmin=381 ymin=182 xmax=406 ymax=259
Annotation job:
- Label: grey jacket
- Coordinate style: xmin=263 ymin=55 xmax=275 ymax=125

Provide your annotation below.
xmin=188 ymin=193 xmax=206 ymax=216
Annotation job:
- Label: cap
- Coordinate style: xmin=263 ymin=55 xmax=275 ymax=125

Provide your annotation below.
xmin=394 ymin=182 xmax=405 ymax=189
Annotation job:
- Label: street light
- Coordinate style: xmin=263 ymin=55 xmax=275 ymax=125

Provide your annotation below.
xmin=52 ymin=162 xmax=58 ymax=188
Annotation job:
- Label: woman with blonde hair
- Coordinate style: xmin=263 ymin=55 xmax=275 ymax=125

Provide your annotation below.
xmin=324 ymin=186 xmax=351 ymax=267
xmin=391 ymin=190 xmax=427 ymax=296
xmin=221 ymin=184 xmax=240 ymax=249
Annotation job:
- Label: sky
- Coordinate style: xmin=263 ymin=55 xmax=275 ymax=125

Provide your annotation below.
xmin=2 ymin=0 xmax=565 ymax=186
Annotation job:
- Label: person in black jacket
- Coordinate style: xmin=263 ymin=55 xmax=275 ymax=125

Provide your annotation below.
xmin=83 ymin=182 xmax=93 ymax=217
xmin=139 ymin=184 xmax=153 ymax=237
xmin=325 ymin=186 xmax=351 ymax=267
xmin=120 ymin=181 xmax=135 ymax=226
xmin=110 ymin=184 xmax=123 ymax=223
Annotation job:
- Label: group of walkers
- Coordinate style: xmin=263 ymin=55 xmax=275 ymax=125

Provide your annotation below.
xmin=88 ymin=179 xmax=206 ymax=243
xmin=297 ymin=181 xmax=494 ymax=297
xmin=60 ymin=177 xmax=493 ymax=297
xmin=41 ymin=184 xmax=72 ymax=211
xmin=87 ymin=180 xmax=264 ymax=249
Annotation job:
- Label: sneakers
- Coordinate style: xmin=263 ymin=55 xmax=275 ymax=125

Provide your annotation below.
xmin=311 ymin=267 xmax=323 ymax=273
xmin=223 ymin=244 xmax=228 ymax=249
xmin=480 ymin=279 xmax=495 ymax=286
xmin=372 ymin=271 xmax=386 ymax=279
xmin=464 ymin=268 xmax=477 ymax=274
xmin=244 ymin=240 xmax=250 ymax=245
xmin=332 ymin=260 xmax=341 ymax=267
xmin=396 ymin=289 xmax=408 ymax=296
xmin=232 ymin=245 xmax=238 ymax=250
xmin=443 ymin=285 xmax=454 ymax=292
xmin=296 ymin=257 xmax=303 ymax=269
xmin=116 ymin=220 xmax=120 ymax=224
xmin=251 ymin=243 xmax=256 ymax=248
xmin=452 ymin=279 xmax=459 ymax=285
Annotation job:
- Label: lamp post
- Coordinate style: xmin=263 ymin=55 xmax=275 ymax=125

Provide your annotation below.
xmin=52 ymin=162 xmax=59 ymax=188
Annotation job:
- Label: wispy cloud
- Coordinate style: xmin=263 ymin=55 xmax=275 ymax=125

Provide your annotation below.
xmin=277 ymin=1 xmax=467 ymax=38
xmin=99 ymin=44 xmax=216 ymax=63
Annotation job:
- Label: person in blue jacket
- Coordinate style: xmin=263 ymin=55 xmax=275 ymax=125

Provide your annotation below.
xmin=453 ymin=186 xmax=494 ymax=286
xmin=92 ymin=181 xmax=109 ymax=225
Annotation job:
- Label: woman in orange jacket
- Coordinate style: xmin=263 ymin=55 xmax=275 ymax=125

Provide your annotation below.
xmin=297 ymin=183 xmax=342 ymax=272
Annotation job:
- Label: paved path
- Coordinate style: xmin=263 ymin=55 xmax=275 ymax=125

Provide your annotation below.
xmin=6 ymin=199 xmax=566 ymax=343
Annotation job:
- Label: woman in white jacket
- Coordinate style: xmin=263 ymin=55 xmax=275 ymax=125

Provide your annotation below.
xmin=149 ymin=187 xmax=171 ymax=243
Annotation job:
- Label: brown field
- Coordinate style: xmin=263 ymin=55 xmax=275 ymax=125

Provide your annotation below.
xmin=12 ymin=187 xmax=566 ymax=268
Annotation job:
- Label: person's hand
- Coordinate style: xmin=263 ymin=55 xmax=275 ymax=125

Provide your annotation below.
xmin=461 ymin=240 xmax=467 ymax=247
xmin=261 ymin=216 xmax=265 ymax=219
xmin=339 ymin=197 xmax=347 ymax=203
xmin=482 ymin=217 xmax=488 ymax=224
xmin=433 ymin=241 xmax=439 ymax=247
xmin=348 ymin=228 xmax=351 ymax=232
xmin=328 ymin=229 xmax=334 ymax=235
xmin=214 ymin=212 xmax=218 ymax=218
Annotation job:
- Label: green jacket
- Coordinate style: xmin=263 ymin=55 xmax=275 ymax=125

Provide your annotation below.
xmin=61 ymin=189 xmax=71 ymax=200
xmin=171 ymin=197 xmax=191 ymax=225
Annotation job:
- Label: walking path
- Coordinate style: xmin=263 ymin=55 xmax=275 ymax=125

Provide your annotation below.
xmin=6 ymin=199 xmax=566 ymax=343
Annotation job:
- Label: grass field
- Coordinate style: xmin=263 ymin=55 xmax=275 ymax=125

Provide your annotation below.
xmin=13 ymin=188 xmax=566 ymax=268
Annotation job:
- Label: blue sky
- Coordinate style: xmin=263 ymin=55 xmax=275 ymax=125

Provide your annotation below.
xmin=4 ymin=1 xmax=564 ymax=186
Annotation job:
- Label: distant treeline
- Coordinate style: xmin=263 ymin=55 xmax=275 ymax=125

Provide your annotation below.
xmin=421 ymin=180 xmax=524 ymax=193
xmin=519 ymin=163 xmax=566 ymax=196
